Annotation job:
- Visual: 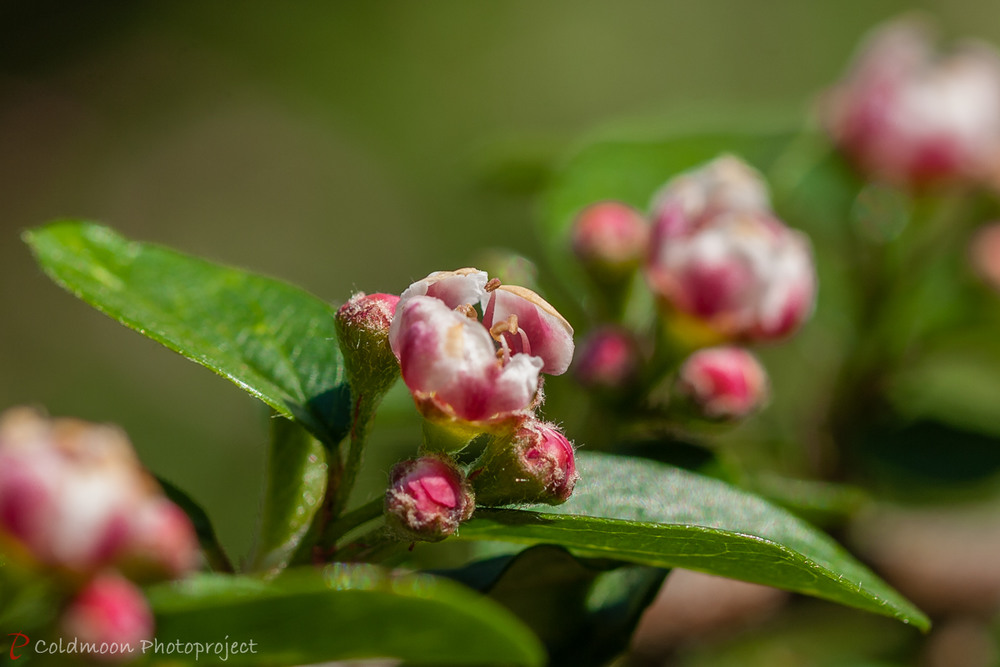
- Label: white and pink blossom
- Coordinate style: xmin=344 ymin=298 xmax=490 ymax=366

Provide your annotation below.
xmin=823 ymin=17 xmax=1000 ymax=187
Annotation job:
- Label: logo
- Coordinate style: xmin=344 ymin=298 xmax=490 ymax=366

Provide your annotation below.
xmin=7 ymin=634 xmax=29 ymax=661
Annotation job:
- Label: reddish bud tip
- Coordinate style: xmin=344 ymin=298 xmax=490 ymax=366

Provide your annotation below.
xmin=473 ymin=420 xmax=579 ymax=506
xmin=571 ymin=202 xmax=648 ymax=275
xmin=61 ymin=574 xmax=153 ymax=660
xmin=118 ymin=498 xmax=199 ymax=581
xmin=676 ymin=346 xmax=769 ymax=421
xmin=337 ymin=292 xmax=400 ymax=334
xmin=573 ymin=327 xmax=641 ymax=391
xmin=385 ymin=456 xmax=474 ymax=542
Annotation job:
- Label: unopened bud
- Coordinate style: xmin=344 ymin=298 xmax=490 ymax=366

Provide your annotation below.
xmin=675 ymin=347 xmax=769 ymax=421
xmin=473 ymin=421 xmax=578 ymax=506
xmin=573 ymin=327 xmax=640 ymax=391
xmin=61 ymin=574 xmax=153 ymax=661
xmin=571 ymin=202 xmax=648 ymax=278
xmin=118 ymin=498 xmax=199 ymax=581
xmin=385 ymin=455 xmax=474 ymax=542
xmin=336 ymin=292 xmax=402 ymax=398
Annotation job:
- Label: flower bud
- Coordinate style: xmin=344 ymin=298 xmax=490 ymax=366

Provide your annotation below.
xmin=646 ymin=210 xmax=816 ymax=342
xmin=650 ymin=155 xmax=771 ymax=240
xmin=61 ymin=573 xmax=153 ymax=660
xmin=675 ymin=347 xmax=769 ymax=421
xmin=473 ymin=421 xmax=578 ymax=506
xmin=822 ymin=16 xmax=1000 ymax=187
xmin=0 ymin=408 xmax=197 ymax=580
xmin=385 ymin=455 xmax=474 ymax=542
xmin=573 ymin=327 xmax=640 ymax=391
xmin=570 ymin=202 xmax=648 ymax=277
xmin=391 ymin=295 xmax=542 ymax=430
xmin=117 ymin=498 xmax=199 ymax=582
xmin=336 ymin=292 xmax=402 ymax=398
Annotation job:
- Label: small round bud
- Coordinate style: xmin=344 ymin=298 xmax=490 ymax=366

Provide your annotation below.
xmin=61 ymin=574 xmax=153 ymax=661
xmin=675 ymin=347 xmax=769 ymax=421
xmin=474 ymin=421 xmax=579 ymax=506
xmin=336 ymin=292 xmax=402 ymax=399
xmin=385 ymin=456 xmax=474 ymax=542
xmin=573 ymin=327 xmax=640 ymax=391
xmin=571 ymin=202 xmax=648 ymax=277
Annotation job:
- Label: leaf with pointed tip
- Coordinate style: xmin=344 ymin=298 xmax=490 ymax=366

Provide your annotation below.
xmin=24 ymin=221 xmax=351 ymax=447
xmin=458 ymin=452 xmax=929 ymax=631
xmin=147 ymin=565 xmax=545 ymax=666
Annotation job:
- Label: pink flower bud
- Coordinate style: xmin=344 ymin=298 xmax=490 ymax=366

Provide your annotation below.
xmin=676 ymin=347 xmax=769 ymax=421
xmin=570 ymin=202 xmax=648 ymax=274
xmin=473 ymin=420 xmax=578 ymax=506
xmin=482 ymin=285 xmax=575 ymax=376
xmin=337 ymin=292 xmax=400 ymax=335
xmin=61 ymin=574 xmax=153 ymax=660
xmin=118 ymin=498 xmax=199 ymax=581
xmin=385 ymin=455 xmax=474 ymax=541
xmin=391 ymin=296 xmax=543 ymax=426
xmin=573 ymin=327 xmax=640 ymax=391
xmin=646 ymin=211 xmax=816 ymax=342
xmin=0 ymin=408 xmax=197 ymax=580
xmin=970 ymin=222 xmax=1000 ymax=291
xmin=336 ymin=292 xmax=402 ymax=397
xmin=650 ymin=155 xmax=772 ymax=241
xmin=823 ymin=17 xmax=1000 ymax=187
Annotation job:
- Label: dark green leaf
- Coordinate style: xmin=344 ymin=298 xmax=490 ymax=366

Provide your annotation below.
xmin=24 ymin=222 xmax=351 ymax=446
xmin=148 ymin=565 xmax=545 ymax=666
xmin=480 ymin=545 xmax=666 ymax=667
xmin=458 ymin=452 xmax=929 ymax=631
xmin=249 ymin=417 xmax=328 ymax=575
xmin=157 ymin=477 xmax=234 ymax=574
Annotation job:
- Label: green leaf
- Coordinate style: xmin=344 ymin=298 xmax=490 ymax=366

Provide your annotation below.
xmin=148 ymin=566 xmax=545 ymax=666
xmin=157 ymin=477 xmax=234 ymax=573
xmin=249 ymin=417 xmax=328 ymax=575
xmin=458 ymin=452 xmax=929 ymax=631
xmin=24 ymin=221 xmax=351 ymax=446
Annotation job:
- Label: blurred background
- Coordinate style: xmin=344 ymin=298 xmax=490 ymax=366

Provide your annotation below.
xmin=4 ymin=3 xmax=1000 ymax=659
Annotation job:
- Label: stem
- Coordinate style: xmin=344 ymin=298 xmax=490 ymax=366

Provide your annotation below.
xmin=320 ymin=497 xmax=385 ymax=550
xmin=332 ymin=393 xmax=377 ymax=520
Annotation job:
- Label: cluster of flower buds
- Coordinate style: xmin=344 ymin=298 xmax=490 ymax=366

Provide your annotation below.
xmin=346 ymin=268 xmax=577 ymax=541
xmin=565 ymin=155 xmax=815 ymax=429
xmin=822 ymin=16 xmax=1000 ymax=188
xmin=0 ymin=407 xmax=199 ymax=659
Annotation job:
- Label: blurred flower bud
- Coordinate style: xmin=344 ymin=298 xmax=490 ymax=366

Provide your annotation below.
xmin=570 ymin=202 xmax=648 ymax=278
xmin=336 ymin=292 xmax=402 ymax=398
xmin=118 ymin=498 xmax=199 ymax=582
xmin=675 ymin=347 xmax=769 ymax=421
xmin=0 ymin=408 xmax=197 ymax=580
xmin=475 ymin=249 xmax=540 ymax=291
xmin=822 ymin=16 xmax=1000 ymax=187
xmin=385 ymin=455 xmax=474 ymax=542
xmin=969 ymin=222 xmax=1000 ymax=291
xmin=650 ymin=155 xmax=772 ymax=241
xmin=646 ymin=211 xmax=816 ymax=342
xmin=573 ymin=327 xmax=641 ymax=391
xmin=61 ymin=573 xmax=153 ymax=660
xmin=473 ymin=420 xmax=578 ymax=506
